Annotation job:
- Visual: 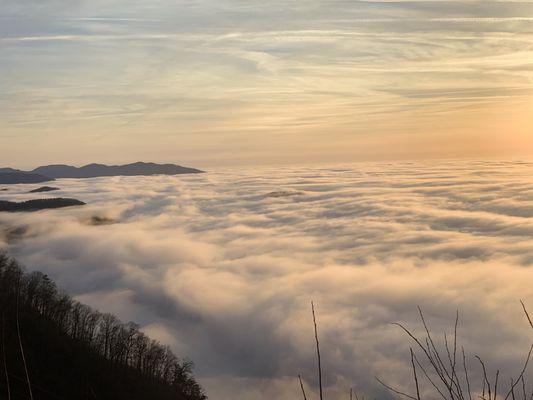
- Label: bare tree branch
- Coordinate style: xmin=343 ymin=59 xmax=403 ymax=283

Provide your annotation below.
xmin=462 ymin=347 xmax=472 ymax=400
xmin=520 ymin=301 xmax=533 ymax=330
xmin=411 ymin=348 xmax=421 ymax=400
xmin=298 ymin=374 xmax=308 ymax=400
xmin=311 ymin=301 xmax=324 ymax=400
xmin=16 ymin=278 xmax=34 ymax=400
xmin=376 ymin=377 xmax=418 ymax=400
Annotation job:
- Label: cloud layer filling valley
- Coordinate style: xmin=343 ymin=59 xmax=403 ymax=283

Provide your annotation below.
xmin=1 ymin=160 xmax=533 ymax=399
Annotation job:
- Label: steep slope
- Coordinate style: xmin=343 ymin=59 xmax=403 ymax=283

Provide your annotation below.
xmin=0 ymin=255 xmax=206 ymax=400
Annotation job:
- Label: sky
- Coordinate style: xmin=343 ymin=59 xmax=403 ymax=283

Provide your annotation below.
xmin=2 ymin=160 xmax=533 ymax=400
xmin=1 ymin=0 xmax=533 ymax=168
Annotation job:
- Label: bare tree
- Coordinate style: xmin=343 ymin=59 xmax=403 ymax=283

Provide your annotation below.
xmin=377 ymin=307 xmax=533 ymax=400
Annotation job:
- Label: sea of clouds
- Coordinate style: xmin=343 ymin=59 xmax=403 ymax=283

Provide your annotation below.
xmin=1 ymin=160 xmax=533 ymax=400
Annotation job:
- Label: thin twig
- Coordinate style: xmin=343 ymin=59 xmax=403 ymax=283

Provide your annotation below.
xmin=413 ymin=353 xmax=448 ymax=400
xmin=311 ymin=301 xmax=324 ymax=400
xmin=452 ymin=311 xmax=464 ymax=400
xmin=16 ymin=278 xmax=33 ymax=400
xmin=410 ymin=348 xmax=421 ymax=400
xmin=394 ymin=311 xmax=461 ymax=400
xmin=376 ymin=377 xmax=418 ymax=400
xmin=462 ymin=347 xmax=472 ymax=400
xmin=504 ymin=345 xmax=533 ymax=400
xmin=444 ymin=330 xmax=464 ymax=400
xmin=494 ymin=370 xmax=499 ymax=400
xmin=417 ymin=308 xmax=460 ymax=400
xmin=476 ymin=356 xmax=492 ymax=400
xmin=418 ymin=308 xmax=449 ymax=377
xmin=1 ymin=313 xmax=11 ymax=400
xmin=298 ymin=374 xmax=308 ymax=400
xmin=520 ymin=301 xmax=533 ymax=330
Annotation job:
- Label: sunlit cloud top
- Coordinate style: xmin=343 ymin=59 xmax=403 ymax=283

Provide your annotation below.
xmin=1 ymin=0 xmax=533 ymax=167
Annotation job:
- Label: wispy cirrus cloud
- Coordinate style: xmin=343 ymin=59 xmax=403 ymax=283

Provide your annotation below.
xmin=2 ymin=0 xmax=533 ymax=166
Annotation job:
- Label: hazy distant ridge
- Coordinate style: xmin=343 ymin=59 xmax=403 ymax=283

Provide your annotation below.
xmin=32 ymin=161 xmax=204 ymax=178
xmin=0 ymin=162 xmax=203 ymax=183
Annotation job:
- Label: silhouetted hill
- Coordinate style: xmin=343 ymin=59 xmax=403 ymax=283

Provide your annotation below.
xmin=0 ymin=172 xmax=54 ymax=184
xmin=29 ymin=186 xmax=60 ymax=193
xmin=0 ymin=254 xmax=206 ymax=400
xmin=0 ymin=198 xmax=85 ymax=212
xmin=32 ymin=162 xmax=204 ymax=178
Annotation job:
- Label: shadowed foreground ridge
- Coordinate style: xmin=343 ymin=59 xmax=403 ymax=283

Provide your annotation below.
xmin=0 ymin=254 xmax=206 ymax=400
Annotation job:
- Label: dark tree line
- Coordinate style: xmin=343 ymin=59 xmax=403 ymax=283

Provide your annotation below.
xmin=0 ymin=253 xmax=206 ymax=400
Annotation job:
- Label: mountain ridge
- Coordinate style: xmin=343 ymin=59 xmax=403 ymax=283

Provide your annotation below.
xmin=32 ymin=161 xmax=204 ymax=178
xmin=0 ymin=162 xmax=204 ymax=183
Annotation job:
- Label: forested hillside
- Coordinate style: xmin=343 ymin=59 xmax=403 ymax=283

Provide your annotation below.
xmin=0 ymin=254 xmax=206 ymax=400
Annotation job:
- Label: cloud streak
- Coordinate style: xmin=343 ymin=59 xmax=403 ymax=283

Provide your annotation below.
xmin=2 ymin=0 xmax=533 ymax=166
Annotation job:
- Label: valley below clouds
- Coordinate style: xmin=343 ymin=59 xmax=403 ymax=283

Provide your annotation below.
xmin=1 ymin=159 xmax=533 ymax=400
